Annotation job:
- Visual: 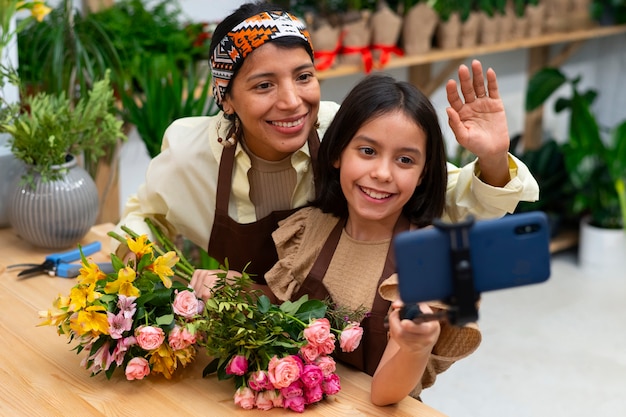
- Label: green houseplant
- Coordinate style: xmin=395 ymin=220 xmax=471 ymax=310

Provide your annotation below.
xmin=591 ymin=0 xmax=626 ymax=24
xmin=0 ymin=70 xmax=126 ymax=185
xmin=526 ymin=67 xmax=626 ymax=231
xmin=0 ymin=71 xmax=126 ymax=248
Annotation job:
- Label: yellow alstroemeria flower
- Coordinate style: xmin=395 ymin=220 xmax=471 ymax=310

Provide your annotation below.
xmin=30 ymin=2 xmax=51 ymax=22
xmin=147 ymin=251 xmax=178 ymax=289
xmin=149 ymin=343 xmax=177 ymax=379
xmin=38 ymin=309 xmax=70 ymax=330
xmin=78 ymin=261 xmax=107 ymax=287
xmin=69 ymin=284 xmax=101 ymax=311
xmin=104 ymin=266 xmax=140 ymax=297
xmin=70 ymin=305 xmax=110 ymax=337
xmin=127 ymin=234 xmax=154 ymax=259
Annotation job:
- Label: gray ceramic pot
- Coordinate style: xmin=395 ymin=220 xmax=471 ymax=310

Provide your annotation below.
xmin=8 ymin=154 xmax=99 ymax=249
xmin=0 ymin=134 xmax=23 ymax=227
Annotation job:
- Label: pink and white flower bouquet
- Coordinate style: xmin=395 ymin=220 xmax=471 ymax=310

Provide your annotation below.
xmin=195 ymin=271 xmax=366 ymax=413
xmin=39 ymin=220 xmax=203 ymax=380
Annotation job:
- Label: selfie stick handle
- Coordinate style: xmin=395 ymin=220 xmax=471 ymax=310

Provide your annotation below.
xmin=433 ymin=216 xmax=479 ymax=326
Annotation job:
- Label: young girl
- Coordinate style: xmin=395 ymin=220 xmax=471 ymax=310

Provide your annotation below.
xmin=264 ymin=73 xmax=481 ymax=406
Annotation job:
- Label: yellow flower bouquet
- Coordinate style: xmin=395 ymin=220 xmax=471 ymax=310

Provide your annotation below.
xmin=39 ymin=220 xmax=202 ymax=380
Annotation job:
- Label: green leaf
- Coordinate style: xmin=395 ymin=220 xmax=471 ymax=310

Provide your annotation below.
xmin=526 ymin=68 xmax=567 ymax=111
xmin=156 ymin=314 xmax=174 ymax=326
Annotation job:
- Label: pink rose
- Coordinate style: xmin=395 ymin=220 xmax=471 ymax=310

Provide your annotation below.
xmin=303 ymin=318 xmax=332 ymax=346
xmin=283 ymin=395 xmax=306 ymax=413
xmin=339 ymin=322 xmax=363 ymax=352
xmin=322 ymin=373 xmax=341 ymax=396
xmin=299 ymin=343 xmax=320 ymax=363
xmin=268 ymin=355 xmax=303 ymax=389
xmin=300 ymin=364 xmax=324 ymax=389
xmin=318 ymin=337 xmax=336 ymax=355
xmin=168 ymin=325 xmax=197 ymax=350
xmin=135 ymin=325 xmax=165 ymax=350
xmin=248 ymin=370 xmax=272 ymax=391
xmin=304 ymin=384 xmax=324 ymax=404
xmin=280 ymin=380 xmax=304 ymax=399
xmin=172 ymin=290 xmax=200 ymax=318
xmin=315 ymin=356 xmax=336 ymax=376
xmin=125 ymin=357 xmax=150 ymax=380
xmin=226 ymin=355 xmax=248 ymax=376
xmin=254 ymin=390 xmax=275 ymax=411
xmin=233 ymin=387 xmax=255 ymax=410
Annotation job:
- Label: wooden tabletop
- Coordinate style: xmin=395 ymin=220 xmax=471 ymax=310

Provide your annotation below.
xmin=0 ymin=225 xmax=448 ymax=417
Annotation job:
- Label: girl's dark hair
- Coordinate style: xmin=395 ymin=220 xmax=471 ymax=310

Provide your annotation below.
xmin=209 ymin=2 xmax=314 ymax=96
xmin=312 ymin=74 xmax=448 ymax=227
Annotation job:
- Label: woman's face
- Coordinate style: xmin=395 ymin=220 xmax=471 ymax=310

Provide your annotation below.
xmin=222 ymin=42 xmax=321 ymax=161
xmin=334 ymin=110 xmax=427 ymax=239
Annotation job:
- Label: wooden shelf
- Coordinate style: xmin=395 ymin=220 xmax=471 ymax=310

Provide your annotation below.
xmin=319 ymin=23 xmax=626 ymax=153
xmin=550 ymin=229 xmax=579 ymax=254
xmin=317 ymin=24 xmax=626 ymax=80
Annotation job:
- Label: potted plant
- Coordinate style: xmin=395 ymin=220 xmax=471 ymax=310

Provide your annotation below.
xmin=0 ymin=71 xmax=127 ymax=248
xmin=526 ymin=67 xmax=626 ymax=271
xmin=590 ymin=0 xmax=626 ymax=24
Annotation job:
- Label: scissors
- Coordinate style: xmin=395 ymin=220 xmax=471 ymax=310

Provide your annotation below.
xmin=7 ymin=241 xmax=113 ymax=278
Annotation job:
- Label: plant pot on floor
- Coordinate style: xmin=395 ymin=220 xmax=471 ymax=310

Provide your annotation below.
xmin=7 ymin=154 xmax=100 ymax=249
xmin=578 ymin=216 xmax=626 ymax=277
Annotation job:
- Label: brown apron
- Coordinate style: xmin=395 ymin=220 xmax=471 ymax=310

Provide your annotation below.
xmin=293 ymin=215 xmax=410 ymax=376
xmin=207 ymin=130 xmax=320 ymax=283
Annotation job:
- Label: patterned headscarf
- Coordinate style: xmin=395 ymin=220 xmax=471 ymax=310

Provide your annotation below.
xmin=210 ymin=11 xmax=313 ymax=109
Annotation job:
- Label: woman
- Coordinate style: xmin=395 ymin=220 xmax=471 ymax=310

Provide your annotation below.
xmin=114 ymin=2 xmax=538 ymax=283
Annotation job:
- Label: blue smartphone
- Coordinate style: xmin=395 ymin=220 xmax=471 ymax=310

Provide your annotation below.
xmin=393 ymin=211 xmax=551 ymax=305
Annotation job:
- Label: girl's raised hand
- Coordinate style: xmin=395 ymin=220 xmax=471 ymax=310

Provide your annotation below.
xmin=445 ymin=59 xmax=512 ymax=186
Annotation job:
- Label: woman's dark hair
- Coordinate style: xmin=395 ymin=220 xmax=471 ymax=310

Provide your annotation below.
xmin=209 ymin=2 xmax=314 ymax=96
xmin=312 ymin=74 xmax=448 ymax=227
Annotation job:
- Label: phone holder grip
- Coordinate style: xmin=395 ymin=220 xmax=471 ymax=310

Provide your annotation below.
xmin=433 ymin=216 xmax=479 ymax=326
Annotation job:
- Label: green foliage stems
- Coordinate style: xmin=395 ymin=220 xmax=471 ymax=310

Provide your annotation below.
xmin=0 ymin=70 xmax=126 ymax=186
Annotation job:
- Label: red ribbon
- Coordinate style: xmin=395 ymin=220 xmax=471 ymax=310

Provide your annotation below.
xmin=340 ymin=45 xmax=374 ymax=74
xmin=314 ymin=31 xmax=345 ymax=72
xmin=371 ymin=44 xmax=404 ymax=68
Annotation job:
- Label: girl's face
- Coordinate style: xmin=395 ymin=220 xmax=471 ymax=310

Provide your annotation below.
xmin=222 ymin=42 xmax=321 ymax=161
xmin=334 ymin=110 xmax=427 ymax=240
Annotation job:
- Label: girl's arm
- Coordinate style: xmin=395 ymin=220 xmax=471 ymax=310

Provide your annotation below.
xmin=370 ymin=301 xmax=440 ymax=406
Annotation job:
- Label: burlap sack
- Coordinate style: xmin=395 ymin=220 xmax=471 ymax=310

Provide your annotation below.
xmin=479 ymin=11 xmax=502 ymax=45
xmin=370 ymin=2 xmax=403 ymax=67
xmin=402 ymin=2 xmax=438 ymax=55
xmin=526 ymin=3 xmax=546 ymax=37
xmin=436 ymin=12 xmax=461 ymax=50
xmin=339 ymin=11 xmax=372 ymax=72
xmin=460 ymin=11 xmax=481 ymax=48
xmin=310 ymin=21 xmax=342 ymax=71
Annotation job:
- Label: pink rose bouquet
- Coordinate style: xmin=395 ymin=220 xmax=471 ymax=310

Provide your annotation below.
xmin=39 ymin=220 xmax=203 ymax=380
xmin=195 ymin=272 xmax=367 ymax=413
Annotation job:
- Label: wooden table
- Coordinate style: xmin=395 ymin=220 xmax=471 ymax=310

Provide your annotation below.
xmin=0 ymin=225 xmax=448 ymax=417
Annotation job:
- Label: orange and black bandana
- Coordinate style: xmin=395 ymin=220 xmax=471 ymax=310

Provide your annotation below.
xmin=210 ymin=11 xmax=313 ymax=109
